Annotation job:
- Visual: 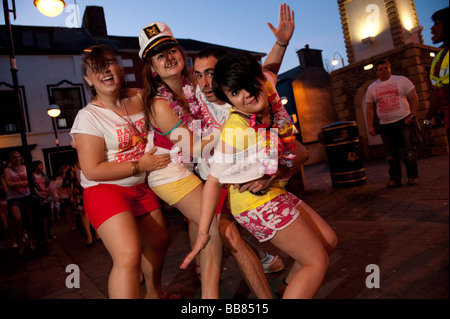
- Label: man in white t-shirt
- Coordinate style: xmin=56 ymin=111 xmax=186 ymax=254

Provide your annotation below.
xmin=193 ymin=47 xmax=285 ymax=299
xmin=366 ymin=59 xmax=420 ymax=187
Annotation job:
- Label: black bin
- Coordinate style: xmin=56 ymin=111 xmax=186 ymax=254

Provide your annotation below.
xmin=321 ymin=121 xmax=366 ymax=188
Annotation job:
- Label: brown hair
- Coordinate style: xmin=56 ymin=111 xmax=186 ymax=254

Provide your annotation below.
xmin=141 ymin=44 xmax=193 ymax=125
xmin=81 ymin=45 xmax=124 ymax=97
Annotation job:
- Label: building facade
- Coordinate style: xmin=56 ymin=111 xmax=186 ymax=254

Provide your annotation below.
xmin=332 ymin=0 xmax=448 ymax=159
xmin=277 ymin=0 xmax=447 ymax=166
xmin=0 ymin=6 xmax=264 ymax=177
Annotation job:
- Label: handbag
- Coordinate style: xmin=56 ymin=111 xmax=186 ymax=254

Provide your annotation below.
xmin=410 ymin=118 xmax=424 ymax=146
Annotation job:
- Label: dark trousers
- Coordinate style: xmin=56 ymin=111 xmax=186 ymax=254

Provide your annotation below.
xmin=380 ymin=118 xmax=419 ymax=181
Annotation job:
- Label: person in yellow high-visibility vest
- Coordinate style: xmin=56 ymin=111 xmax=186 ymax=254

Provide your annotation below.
xmin=424 ymin=7 xmax=449 ymax=142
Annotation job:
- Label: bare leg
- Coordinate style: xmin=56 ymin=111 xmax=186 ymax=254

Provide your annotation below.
xmin=270 ymin=215 xmax=329 ymax=299
xmin=136 ymin=209 xmax=170 ymax=299
xmin=275 ymin=201 xmax=337 ymax=297
xmin=297 ymin=201 xmax=338 ymax=255
xmin=219 ymin=213 xmax=273 ymax=299
xmin=244 ymin=237 xmax=266 ymax=259
xmin=81 ymin=214 xmax=93 ymax=244
xmin=173 ymin=184 xmax=222 ymax=299
xmin=97 ymin=211 xmax=142 ymax=299
xmin=9 ymin=205 xmax=24 ymax=251
xmin=188 ymin=220 xmax=201 ymax=277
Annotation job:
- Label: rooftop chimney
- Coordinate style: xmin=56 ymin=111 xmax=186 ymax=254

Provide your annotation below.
xmin=297 ymin=44 xmax=324 ymax=68
xmin=82 ymin=6 xmax=107 ymax=37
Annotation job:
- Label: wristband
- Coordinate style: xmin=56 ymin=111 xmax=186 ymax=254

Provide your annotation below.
xmin=131 ymin=161 xmax=140 ymax=176
xmin=276 ymin=40 xmax=289 ymax=47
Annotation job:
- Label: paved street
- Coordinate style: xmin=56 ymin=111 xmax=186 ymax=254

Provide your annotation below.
xmin=0 ymin=154 xmax=448 ymax=300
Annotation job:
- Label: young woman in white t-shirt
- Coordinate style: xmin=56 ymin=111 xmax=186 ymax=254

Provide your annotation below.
xmin=71 ymin=45 xmax=172 ymax=299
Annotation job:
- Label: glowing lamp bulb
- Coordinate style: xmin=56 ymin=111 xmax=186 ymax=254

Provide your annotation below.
xmin=34 ymin=0 xmax=66 ymax=17
xmin=47 ymin=104 xmax=61 ymax=117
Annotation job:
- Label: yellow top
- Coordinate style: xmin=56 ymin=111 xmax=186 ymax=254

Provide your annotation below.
xmin=220 ymin=111 xmax=285 ymax=215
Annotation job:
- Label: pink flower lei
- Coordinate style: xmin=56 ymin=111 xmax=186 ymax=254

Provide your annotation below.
xmin=157 ymin=77 xmax=207 ymax=136
xmin=249 ymin=84 xmax=298 ymax=174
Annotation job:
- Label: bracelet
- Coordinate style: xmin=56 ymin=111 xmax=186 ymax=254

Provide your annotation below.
xmin=131 ymin=161 xmax=140 ymax=176
xmin=276 ymin=40 xmax=289 ymax=47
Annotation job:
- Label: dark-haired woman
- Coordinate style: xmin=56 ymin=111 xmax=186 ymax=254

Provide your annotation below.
xmin=182 ymin=52 xmax=338 ymax=299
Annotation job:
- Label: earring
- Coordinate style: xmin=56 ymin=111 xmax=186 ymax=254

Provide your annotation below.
xmin=152 ymin=71 xmax=158 ymax=78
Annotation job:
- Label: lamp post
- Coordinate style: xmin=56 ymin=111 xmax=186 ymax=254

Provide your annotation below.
xmin=1 ymin=0 xmax=65 ymax=194
xmin=331 ymin=52 xmax=345 ymax=67
xmin=47 ymin=104 xmax=61 ymax=175
xmin=47 ymin=104 xmax=61 ymax=151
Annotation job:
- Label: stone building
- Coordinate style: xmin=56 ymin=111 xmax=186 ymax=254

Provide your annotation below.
xmin=331 ymin=0 xmax=448 ymax=159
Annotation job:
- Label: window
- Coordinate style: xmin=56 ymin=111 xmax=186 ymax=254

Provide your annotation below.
xmin=51 ymin=88 xmax=82 ymax=128
xmin=48 ymin=81 xmax=86 ymax=129
xmin=0 ymin=84 xmax=29 ymax=135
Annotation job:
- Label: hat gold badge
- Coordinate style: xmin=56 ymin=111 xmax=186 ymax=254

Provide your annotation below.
xmin=144 ymin=24 xmax=161 ymax=40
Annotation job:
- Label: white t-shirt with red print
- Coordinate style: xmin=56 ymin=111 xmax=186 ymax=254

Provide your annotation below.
xmin=70 ymin=104 xmax=148 ymax=188
xmin=366 ymin=75 xmax=415 ymax=125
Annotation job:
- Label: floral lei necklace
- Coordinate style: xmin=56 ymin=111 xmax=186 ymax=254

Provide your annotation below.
xmin=157 ymin=76 xmax=207 ymax=136
xmin=247 ymin=81 xmax=297 ymax=172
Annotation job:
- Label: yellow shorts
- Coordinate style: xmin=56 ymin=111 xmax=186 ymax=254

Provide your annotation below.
xmin=150 ymin=173 xmax=202 ymax=206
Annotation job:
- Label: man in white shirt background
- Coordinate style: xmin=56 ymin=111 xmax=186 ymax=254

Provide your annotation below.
xmin=366 ymin=59 xmax=420 ymax=188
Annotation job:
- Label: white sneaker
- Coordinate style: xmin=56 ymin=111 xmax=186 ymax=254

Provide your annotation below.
xmin=261 ymin=254 xmax=285 ymax=274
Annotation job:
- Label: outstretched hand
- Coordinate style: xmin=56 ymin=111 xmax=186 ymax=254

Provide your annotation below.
xmin=179 ymin=233 xmax=211 ymax=269
xmin=267 ymin=3 xmax=295 ymax=44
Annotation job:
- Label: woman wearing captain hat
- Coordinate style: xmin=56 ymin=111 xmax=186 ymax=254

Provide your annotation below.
xmin=139 ymin=22 xmax=222 ymax=299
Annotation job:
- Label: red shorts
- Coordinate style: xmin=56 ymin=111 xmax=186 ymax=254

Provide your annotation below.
xmin=215 ymin=185 xmax=231 ymax=216
xmin=83 ymin=183 xmax=161 ymax=230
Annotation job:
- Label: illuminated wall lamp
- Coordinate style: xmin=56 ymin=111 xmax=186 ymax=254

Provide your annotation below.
xmin=364 ymin=64 xmax=374 ymax=71
xmin=361 ymin=36 xmax=374 ymax=45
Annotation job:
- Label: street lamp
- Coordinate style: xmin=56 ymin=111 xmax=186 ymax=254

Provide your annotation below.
xmin=331 ymin=52 xmax=345 ymax=67
xmin=47 ymin=103 xmax=62 ymax=148
xmin=47 ymin=104 xmax=61 ymax=118
xmin=2 ymin=0 xmax=65 ymax=196
xmin=47 ymin=104 xmax=61 ymax=175
xmin=34 ymin=0 xmax=65 ymax=17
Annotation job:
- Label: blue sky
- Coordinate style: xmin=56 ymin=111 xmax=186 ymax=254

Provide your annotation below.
xmin=2 ymin=0 xmax=448 ymax=73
